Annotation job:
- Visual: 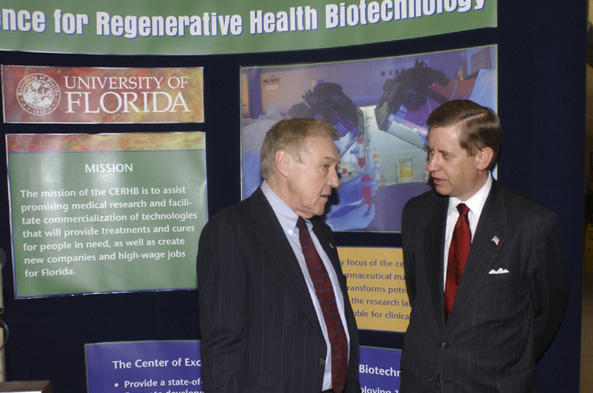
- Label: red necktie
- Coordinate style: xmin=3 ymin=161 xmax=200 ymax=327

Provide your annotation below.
xmin=297 ymin=217 xmax=348 ymax=393
xmin=444 ymin=203 xmax=471 ymax=321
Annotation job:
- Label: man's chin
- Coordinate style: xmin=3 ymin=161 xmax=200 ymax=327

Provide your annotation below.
xmin=313 ymin=203 xmax=329 ymax=217
xmin=434 ymin=184 xmax=451 ymax=196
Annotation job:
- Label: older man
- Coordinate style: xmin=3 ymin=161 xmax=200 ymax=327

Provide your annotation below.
xmin=198 ymin=118 xmax=360 ymax=393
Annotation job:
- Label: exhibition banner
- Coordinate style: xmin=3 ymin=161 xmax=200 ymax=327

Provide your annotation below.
xmin=85 ymin=341 xmax=400 ymax=393
xmin=1 ymin=66 xmax=204 ymax=124
xmin=85 ymin=341 xmax=202 ymax=393
xmin=359 ymin=346 xmax=402 ymax=393
xmin=7 ymin=132 xmax=207 ymax=298
xmin=339 ymin=247 xmax=410 ymax=333
xmin=0 ymin=0 xmax=497 ymax=55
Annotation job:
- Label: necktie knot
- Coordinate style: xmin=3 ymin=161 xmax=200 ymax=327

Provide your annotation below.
xmin=296 ymin=216 xmax=307 ymax=232
xmin=457 ymin=203 xmax=469 ymax=217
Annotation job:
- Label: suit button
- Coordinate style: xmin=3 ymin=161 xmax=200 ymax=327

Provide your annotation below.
xmin=440 ymin=342 xmax=447 ymax=349
xmin=429 ymin=376 xmax=436 ymax=382
xmin=320 ymin=359 xmax=326 ymax=366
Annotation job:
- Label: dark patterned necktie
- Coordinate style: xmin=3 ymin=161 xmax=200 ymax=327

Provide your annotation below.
xmin=444 ymin=203 xmax=471 ymax=321
xmin=297 ymin=217 xmax=348 ymax=393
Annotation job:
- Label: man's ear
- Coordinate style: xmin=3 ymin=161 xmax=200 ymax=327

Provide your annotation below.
xmin=274 ymin=149 xmax=291 ymax=177
xmin=476 ymin=146 xmax=494 ymax=171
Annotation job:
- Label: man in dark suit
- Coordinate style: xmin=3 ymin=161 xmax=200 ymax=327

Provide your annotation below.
xmin=400 ymin=100 xmax=568 ymax=393
xmin=197 ymin=118 xmax=360 ymax=393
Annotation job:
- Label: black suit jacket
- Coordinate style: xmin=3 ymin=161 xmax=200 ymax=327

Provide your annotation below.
xmin=400 ymin=181 xmax=567 ymax=393
xmin=197 ymin=187 xmax=360 ymax=393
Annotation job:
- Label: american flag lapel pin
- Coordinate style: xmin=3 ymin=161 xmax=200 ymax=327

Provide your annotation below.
xmin=491 ymin=236 xmax=500 ymax=246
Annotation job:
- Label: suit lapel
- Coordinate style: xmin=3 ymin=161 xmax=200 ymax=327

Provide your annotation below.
xmin=448 ymin=182 xmax=507 ymax=323
xmin=312 ymin=218 xmax=353 ymax=309
xmin=423 ymin=194 xmax=449 ymax=327
xmin=313 ymin=219 xmax=341 ymax=279
xmin=248 ymin=188 xmax=323 ymax=334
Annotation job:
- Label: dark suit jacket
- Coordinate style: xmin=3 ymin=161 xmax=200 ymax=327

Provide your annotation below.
xmin=400 ymin=181 xmax=567 ymax=393
xmin=197 ymin=187 xmax=360 ymax=393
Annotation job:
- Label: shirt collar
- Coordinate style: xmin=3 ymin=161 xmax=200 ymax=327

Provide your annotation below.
xmin=261 ymin=180 xmax=300 ymax=236
xmin=448 ymin=173 xmax=493 ymax=216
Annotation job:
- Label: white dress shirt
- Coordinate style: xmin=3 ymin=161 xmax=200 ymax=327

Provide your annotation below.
xmin=443 ymin=174 xmax=493 ymax=288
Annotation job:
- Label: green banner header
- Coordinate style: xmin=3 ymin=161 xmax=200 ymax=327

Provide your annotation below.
xmin=0 ymin=0 xmax=496 ymax=55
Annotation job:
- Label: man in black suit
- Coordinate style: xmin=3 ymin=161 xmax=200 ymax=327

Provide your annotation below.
xmin=400 ymin=100 xmax=568 ymax=393
xmin=197 ymin=118 xmax=360 ymax=393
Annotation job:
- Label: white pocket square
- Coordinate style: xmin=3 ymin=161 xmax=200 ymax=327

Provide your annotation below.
xmin=489 ymin=268 xmax=510 ymax=274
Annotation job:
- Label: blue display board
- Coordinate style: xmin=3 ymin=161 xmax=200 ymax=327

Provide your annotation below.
xmin=359 ymin=346 xmax=401 ymax=393
xmin=86 ymin=341 xmax=202 ymax=393
xmin=86 ymin=341 xmax=400 ymax=393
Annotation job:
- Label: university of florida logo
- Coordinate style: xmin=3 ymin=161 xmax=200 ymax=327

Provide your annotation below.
xmin=16 ymin=73 xmax=61 ymax=116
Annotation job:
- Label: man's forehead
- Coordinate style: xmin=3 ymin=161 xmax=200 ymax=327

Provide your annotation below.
xmin=304 ymin=135 xmax=338 ymax=153
xmin=428 ymin=125 xmax=462 ymax=146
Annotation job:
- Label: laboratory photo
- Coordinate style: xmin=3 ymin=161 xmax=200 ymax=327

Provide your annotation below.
xmin=241 ymin=45 xmax=497 ymax=232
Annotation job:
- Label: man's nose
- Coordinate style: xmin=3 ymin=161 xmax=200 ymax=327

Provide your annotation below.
xmin=426 ymin=155 xmax=438 ymax=172
xmin=329 ymin=168 xmax=340 ymax=188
